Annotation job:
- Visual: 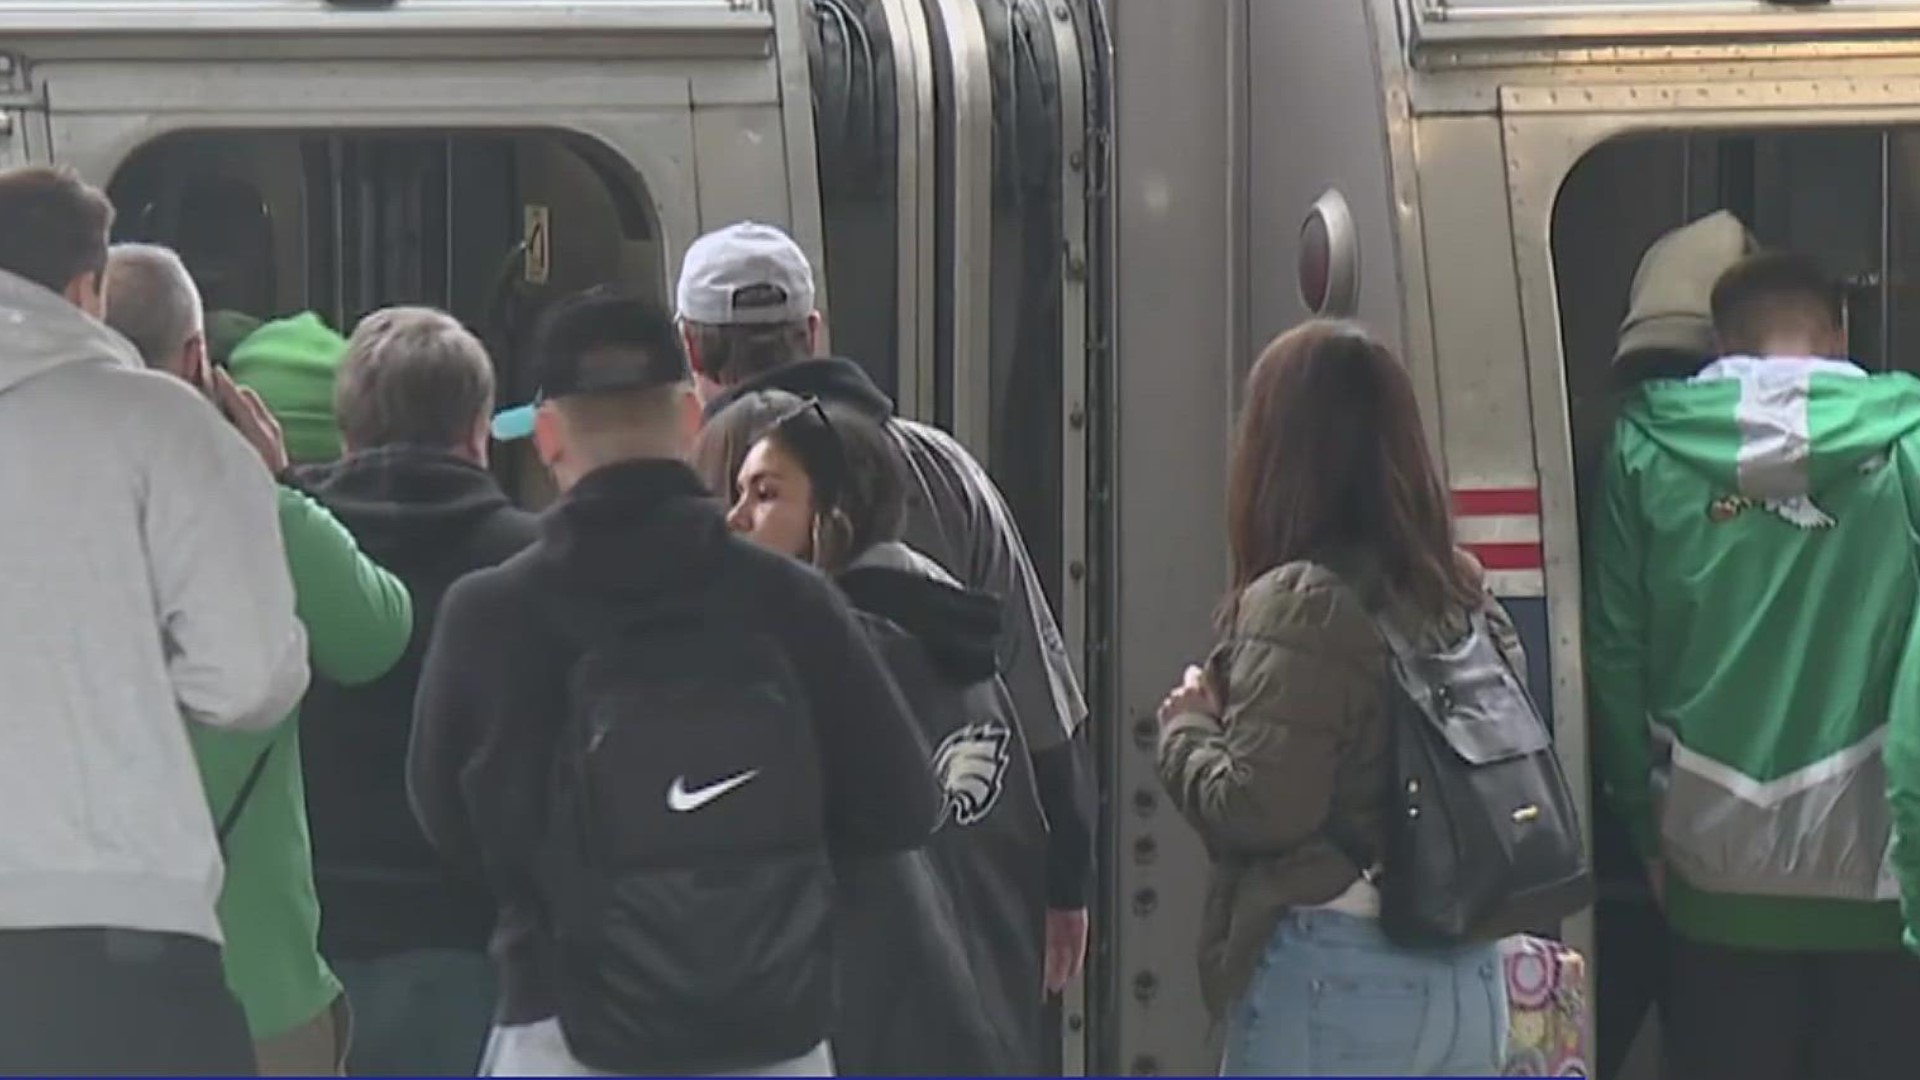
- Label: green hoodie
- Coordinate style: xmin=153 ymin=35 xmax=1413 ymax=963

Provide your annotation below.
xmin=1587 ymin=356 xmax=1920 ymax=952
xmin=229 ymin=313 xmax=348 ymax=464
xmin=190 ymin=488 xmax=412 ymax=1038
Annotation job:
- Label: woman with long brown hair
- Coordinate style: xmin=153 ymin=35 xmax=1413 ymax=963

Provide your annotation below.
xmin=1156 ymin=320 xmax=1516 ymax=1076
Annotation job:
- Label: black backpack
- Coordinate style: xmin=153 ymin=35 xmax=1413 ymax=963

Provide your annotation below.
xmin=538 ymin=601 xmax=836 ymax=1074
xmin=1331 ymin=605 xmax=1593 ymax=948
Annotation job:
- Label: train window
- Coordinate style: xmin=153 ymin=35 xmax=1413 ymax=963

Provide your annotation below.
xmin=107 ymin=128 xmax=664 ymax=509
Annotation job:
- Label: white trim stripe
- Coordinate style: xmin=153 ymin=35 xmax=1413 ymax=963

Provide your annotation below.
xmin=1650 ymin=719 xmax=1887 ymax=808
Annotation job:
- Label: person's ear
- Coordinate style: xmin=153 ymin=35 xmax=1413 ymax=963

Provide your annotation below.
xmin=66 ymin=270 xmax=106 ymax=320
xmin=806 ymin=311 xmax=823 ymax=356
xmin=532 ymin=404 xmax=564 ymax=471
xmin=676 ymin=385 xmax=703 ymax=452
xmin=811 ymin=506 xmax=855 ymax=573
xmin=178 ymin=333 xmax=209 ymax=388
xmin=680 ymin=319 xmax=705 ymax=376
xmin=465 ymin=413 xmax=491 ymax=467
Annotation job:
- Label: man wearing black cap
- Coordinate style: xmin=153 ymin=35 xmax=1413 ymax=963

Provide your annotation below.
xmin=410 ymin=288 xmax=938 ymax=1076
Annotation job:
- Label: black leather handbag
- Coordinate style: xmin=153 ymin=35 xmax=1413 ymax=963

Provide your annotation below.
xmin=1331 ymin=606 xmax=1594 ymax=947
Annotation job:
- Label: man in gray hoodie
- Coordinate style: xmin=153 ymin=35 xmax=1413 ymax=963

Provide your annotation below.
xmin=0 ymin=165 xmax=310 ymax=1074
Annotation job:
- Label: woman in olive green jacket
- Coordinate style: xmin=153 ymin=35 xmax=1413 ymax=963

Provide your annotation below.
xmin=1155 ymin=321 xmax=1512 ymax=1077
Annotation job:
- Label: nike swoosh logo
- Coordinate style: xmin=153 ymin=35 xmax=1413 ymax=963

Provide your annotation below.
xmin=667 ymin=769 xmax=761 ymax=813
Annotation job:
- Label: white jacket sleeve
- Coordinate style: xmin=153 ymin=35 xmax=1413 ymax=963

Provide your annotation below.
xmin=143 ymin=395 xmax=309 ymax=732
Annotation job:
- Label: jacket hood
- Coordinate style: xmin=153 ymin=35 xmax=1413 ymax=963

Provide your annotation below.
xmin=703 ymin=356 xmax=895 ymax=423
xmin=229 ymin=312 xmax=349 ymax=464
xmin=838 ymin=542 xmax=1001 ymax=686
xmin=536 ymin=459 xmax=731 ymax=599
xmin=297 ymin=446 xmax=521 ymax=564
xmin=1623 ymin=357 xmax=1920 ymax=501
xmin=1615 ymin=210 xmax=1758 ymax=368
xmin=0 ymin=269 xmax=143 ymax=394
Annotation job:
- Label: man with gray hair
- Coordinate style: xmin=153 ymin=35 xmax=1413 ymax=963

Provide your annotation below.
xmin=104 ymin=243 xmax=416 ymax=1076
xmin=295 ymin=305 xmax=539 ymax=1077
xmin=103 ymin=242 xmax=210 ymax=385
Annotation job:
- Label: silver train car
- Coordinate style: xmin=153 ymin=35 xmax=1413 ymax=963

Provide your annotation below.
xmin=7 ymin=0 xmax=1918 ymax=1075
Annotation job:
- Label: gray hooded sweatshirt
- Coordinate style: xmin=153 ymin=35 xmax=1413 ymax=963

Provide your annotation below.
xmin=0 ymin=268 xmax=309 ymax=944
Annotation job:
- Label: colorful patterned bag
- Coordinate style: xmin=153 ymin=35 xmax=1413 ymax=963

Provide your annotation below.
xmin=1501 ymin=934 xmax=1591 ymax=1076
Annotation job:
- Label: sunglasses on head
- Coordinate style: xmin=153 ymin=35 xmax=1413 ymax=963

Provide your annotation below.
xmin=768 ymin=396 xmax=850 ymax=510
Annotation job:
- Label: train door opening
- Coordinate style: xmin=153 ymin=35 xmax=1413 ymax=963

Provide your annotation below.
xmin=105 ymin=128 xmax=665 ymax=510
xmin=1552 ymin=123 xmax=1920 ymax=1078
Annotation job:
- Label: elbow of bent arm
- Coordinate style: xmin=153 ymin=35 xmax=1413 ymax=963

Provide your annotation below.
xmin=180 ymin=624 xmax=312 ymax=732
xmin=317 ymin=600 xmax=415 ymax=688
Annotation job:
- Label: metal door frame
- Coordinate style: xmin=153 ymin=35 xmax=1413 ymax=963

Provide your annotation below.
xmin=922 ymin=0 xmax=994 ymax=459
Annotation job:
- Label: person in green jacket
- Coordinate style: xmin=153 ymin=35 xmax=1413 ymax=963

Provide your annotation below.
xmin=105 ymin=246 xmax=414 ymax=1075
xmin=1586 ymin=248 xmax=1920 ymax=1080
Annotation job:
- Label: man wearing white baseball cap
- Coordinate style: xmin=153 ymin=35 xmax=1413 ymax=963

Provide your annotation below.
xmin=674 ymin=221 xmax=1095 ymax=1073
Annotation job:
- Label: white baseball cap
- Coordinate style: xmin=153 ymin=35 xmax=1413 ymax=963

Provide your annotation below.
xmin=675 ymin=222 xmax=816 ymax=326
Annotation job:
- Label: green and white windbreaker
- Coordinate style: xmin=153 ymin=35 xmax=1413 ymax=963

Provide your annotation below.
xmin=1587 ymin=356 xmax=1920 ymax=952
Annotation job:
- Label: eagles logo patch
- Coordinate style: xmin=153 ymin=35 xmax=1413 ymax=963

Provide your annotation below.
xmin=933 ymin=721 xmax=1011 ymax=828
xmin=1705 ymin=493 xmax=1834 ymax=530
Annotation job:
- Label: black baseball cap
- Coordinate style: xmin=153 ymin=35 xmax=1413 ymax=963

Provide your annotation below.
xmin=491 ymin=286 xmax=690 ymax=441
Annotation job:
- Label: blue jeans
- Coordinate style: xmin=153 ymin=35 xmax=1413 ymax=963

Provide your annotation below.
xmin=1222 ymin=911 xmax=1507 ymax=1077
xmin=334 ymin=948 xmax=495 ymax=1077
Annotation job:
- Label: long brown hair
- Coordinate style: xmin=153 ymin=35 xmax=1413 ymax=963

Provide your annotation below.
xmin=1225 ymin=319 xmax=1476 ymax=622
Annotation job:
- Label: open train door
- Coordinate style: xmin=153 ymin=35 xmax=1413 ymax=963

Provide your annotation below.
xmin=1457 ymin=2 xmax=1920 ymax=1074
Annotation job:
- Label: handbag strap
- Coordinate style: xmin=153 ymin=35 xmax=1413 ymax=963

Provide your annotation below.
xmin=217 ymin=737 xmax=279 ymax=850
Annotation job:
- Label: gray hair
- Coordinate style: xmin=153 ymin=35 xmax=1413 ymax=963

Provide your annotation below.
xmin=337 ymin=306 xmax=495 ymax=452
xmin=104 ymin=243 xmax=204 ymax=371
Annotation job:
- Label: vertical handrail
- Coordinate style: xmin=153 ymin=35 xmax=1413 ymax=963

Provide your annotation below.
xmin=923 ymin=0 xmax=995 ymax=460
xmin=1046 ymin=0 xmax=1096 ymax=1071
xmin=877 ymin=0 xmax=939 ymax=421
xmin=772 ymin=0 xmax=835 ymax=349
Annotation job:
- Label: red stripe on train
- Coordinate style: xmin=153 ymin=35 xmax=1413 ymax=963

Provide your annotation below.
xmin=1462 ymin=542 xmax=1544 ymax=571
xmin=1453 ymin=488 xmax=1541 ymax=517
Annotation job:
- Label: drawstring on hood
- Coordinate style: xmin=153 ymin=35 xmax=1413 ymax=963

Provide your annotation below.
xmin=839 ymin=542 xmax=1001 ymax=687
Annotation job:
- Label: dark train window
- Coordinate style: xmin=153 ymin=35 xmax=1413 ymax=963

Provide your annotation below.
xmin=107 ymin=127 xmax=664 ymax=510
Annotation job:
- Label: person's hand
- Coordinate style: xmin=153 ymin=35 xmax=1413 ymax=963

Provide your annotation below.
xmin=211 ymin=367 xmax=290 ymax=476
xmin=1157 ymin=664 xmax=1218 ymax=726
xmin=1044 ymin=907 xmax=1089 ymax=997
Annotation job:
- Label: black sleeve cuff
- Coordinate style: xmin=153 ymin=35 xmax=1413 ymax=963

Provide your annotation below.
xmin=1033 ymin=729 xmax=1095 ymax=909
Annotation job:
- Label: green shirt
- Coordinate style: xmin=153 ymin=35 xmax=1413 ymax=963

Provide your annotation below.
xmin=190 ymin=487 xmax=412 ymax=1038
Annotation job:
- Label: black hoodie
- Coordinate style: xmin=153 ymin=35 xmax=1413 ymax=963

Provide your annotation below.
xmin=408 ymin=460 xmax=936 ymax=1029
xmin=708 ymin=358 xmax=1094 ymax=909
xmin=293 ymin=446 xmax=540 ymax=959
xmin=835 ymin=543 xmax=1050 ymax=1075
